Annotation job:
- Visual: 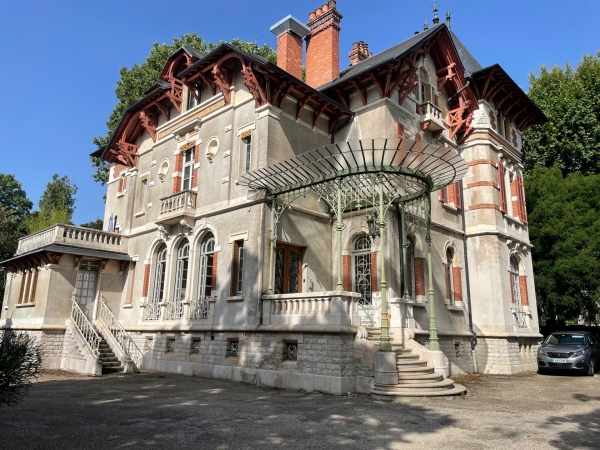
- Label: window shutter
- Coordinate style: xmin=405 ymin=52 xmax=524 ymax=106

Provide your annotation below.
xmin=122 ymin=176 xmax=127 ymax=191
xmin=498 ymin=162 xmax=507 ymax=213
xmin=518 ymin=176 xmax=528 ymax=224
xmin=444 ymin=264 xmax=451 ymax=300
xmin=519 ymin=275 xmax=529 ymax=307
xmin=117 ymin=177 xmax=123 ymax=193
xmin=509 ymin=271 xmax=515 ymax=304
xmin=511 ymin=177 xmax=520 ymax=218
xmin=439 ymin=187 xmax=447 ymax=203
xmin=452 ymin=266 xmax=462 ymax=302
xmin=211 ymin=252 xmax=218 ymax=291
xmin=342 ymin=255 xmax=351 ymax=291
xmin=453 ymin=182 xmax=462 ymax=210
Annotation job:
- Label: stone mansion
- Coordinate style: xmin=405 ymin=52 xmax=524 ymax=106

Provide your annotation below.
xmin=1 ymin=2 xmax=546 ymax=397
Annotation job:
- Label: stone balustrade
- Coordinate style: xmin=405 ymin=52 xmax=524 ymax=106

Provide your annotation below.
xmin=262 ymin=291 xmax=361 ymax=326
xmin=160 ymin=190 xmax=197 ymax=215
xmin=418 ymin=101 xmax=444 ymax=131
xmin=16 ymin=224 xmax=127 ymax=255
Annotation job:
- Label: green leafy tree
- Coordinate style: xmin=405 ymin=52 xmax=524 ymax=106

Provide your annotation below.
xmin=92 ymin=34 xmax=276 ymax=185
xmin=79 ymin=218 xmax=103 ymax=230
xmin=0 ymin=206 xmax=22 ymax=303
xmin=25 ymin=174 xmax=77 ymax=234
xmin=0 ymin=174 xmax=33 ymax=234
xmin=522 ymin=51 xmax=600 ymax=175
xmin=525 ymin=166 xmax=600 ymax=328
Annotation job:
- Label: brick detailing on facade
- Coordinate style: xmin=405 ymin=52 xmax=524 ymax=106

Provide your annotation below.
xmin=305 ymin=1 xmax=342 ymax=88
xmin=469 ymin=203 xmax=501 ymax=211
xmin=211 ymin=253 xmax=218 ymax=290
xmin=173 ymin=152 xmax=183 ymax=193
xmin=142 ymin=264 xmax=151 ymax=297
xmin=395 ymin=121 xmax=405 ymax=139
xmin=452 ymin=266 xmax=463 ymax=302
xmin=467 ymin=159 xmax=497 ymax=168
xmin=342 ymin=255 xmax=351 ymax=291
xmin=113 ymin=164 xmax=128 ymax=179
xmin=277 ymin=31 xmax=304 ymax=80
xmin=370 ymin=252 xmax=377 ymax=291
xmin=466 ymin=181 xmax=499 ymax=190
xmin=192 ymin=144 xmax=199 ymax=189
xmin=414 ymin=257 xmax=425 ymax=296
xmin=519 ymin=275 xmax=529 ymax=307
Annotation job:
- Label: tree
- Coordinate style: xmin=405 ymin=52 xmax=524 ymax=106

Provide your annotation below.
xmin=522 ymin=51 xmax=600 ymax=175
xmin=79 ymin=218 xmax=103 ymax=230
xmin=0 ymin=330 xmax=44 ymax=407
xmin=525 ymin=166 xmax=600 ymax=328
xmin=0 ymin=206 xmax=22 ymax=304
xmin=92 ymin=34 xmax=276 ymax=185
xmin=25 ymin=174 xmax=77 ymax=234
xmin=0 ymin=174 xmax=33 ymax=234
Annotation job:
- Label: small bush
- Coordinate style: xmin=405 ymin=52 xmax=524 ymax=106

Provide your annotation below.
xmin=0 ymin=330 xmax=44 ymax=407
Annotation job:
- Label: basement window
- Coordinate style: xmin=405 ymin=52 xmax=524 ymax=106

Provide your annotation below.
xmin=190 ymin=339 xmax=202 ymax=355
xmin=226 ymin=339 xmax=240 ymax=358
xmin=283 ymin=341 xmax=298 ymax=361
xmin=166 ymin=339 xmax=176 ymax=353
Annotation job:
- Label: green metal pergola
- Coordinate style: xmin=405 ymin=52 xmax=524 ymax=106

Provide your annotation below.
xmin=238 ymin=138 xmax=467 ymax=352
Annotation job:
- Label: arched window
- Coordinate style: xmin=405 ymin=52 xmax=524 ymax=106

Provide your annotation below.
xmin=198 ymin=234 xmax=215 ymax=299
xmin=352 ymin=235 xmax=372 ymax=306
xmin=445 ymin=248 xmax=455 ymax=304
xmin=405 ymin=237 xmax=415 ymax=298
xmin=168 ymin=240 xmax=189 ymax=319
xmin=509 ymin=256 xmax=521 ymax=308
xmin=147 ymin=244 xmax=166 ymax=320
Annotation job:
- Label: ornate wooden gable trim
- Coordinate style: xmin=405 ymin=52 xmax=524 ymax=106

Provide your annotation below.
xmin=470 ymin=65 xmax=547 ymax=132
xmin=180 ymin=45 xmax=352 ymax=134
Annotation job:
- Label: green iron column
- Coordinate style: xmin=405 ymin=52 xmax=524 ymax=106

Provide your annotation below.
xmin=401 ymin=206 xmax=411 ymax=301
xmin=266 ymin=196 xmax=277 ymax=295
xmin=336 ymin=178 xmax=343 ymax=291
xmin=378 ymin=179 xmax=392 ymax=352
xmin=425 ymin=193 xmax=440 ymax=350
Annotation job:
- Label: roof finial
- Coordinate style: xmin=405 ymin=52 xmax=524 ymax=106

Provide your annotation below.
xmin=253 ymin=37 xmax=258 ymax=54
xmin=423 ymin=20 xmax=429 ymax=31
xmin=431 ymin=1 xmax=440 ymax=25
xmin=446 ymin=10 xmax=451 ymax=29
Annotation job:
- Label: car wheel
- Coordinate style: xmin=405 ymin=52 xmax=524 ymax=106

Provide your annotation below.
xmin=588 ymin=359 xmax=595 ymax=377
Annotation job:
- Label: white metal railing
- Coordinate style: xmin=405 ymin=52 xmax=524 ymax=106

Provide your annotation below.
xmin=145 ymin=301 xmax=161 ymax=321
xmin=166 ymin=299 xmax=183 ymax=320
xmin=190 ymin=297 xmax=210 ymax=320
xmin=98 ymin=295 xmax=143 ymax=365
xmin=16 ymin=224 xmax=126 ymax=255
xmin=160 ymin=190 xmax=197 ymax=215
xmin=71 ymin=298 xmax=101 ymax=356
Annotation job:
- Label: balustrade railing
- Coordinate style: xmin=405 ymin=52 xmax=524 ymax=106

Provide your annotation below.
xmin=145 ymin=300 xmax=161 ymax=321
xmin=190 ymin=297 xmax=210 ymax=320
xmin=418 ymin=101 xmax=444 ymax=132
xmin=71 ymin=298 xmax=101 ymax=357
xmin=16 ymin=224 xmax=127 ymax=255
xmin=271 ymin=297 xmax=333 ymax=315
xmin=98 ymin=295 xmax=143 ymax=365
xmin=160 ymin=190 xmax=197 ymax=215
xmin=166 ymin=299 xmax=183 ymax=320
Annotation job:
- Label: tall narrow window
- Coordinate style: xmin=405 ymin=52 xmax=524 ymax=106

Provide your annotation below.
xmin=405 ymin=237 xmax=415 ymax=298
xmin=231 ymin=240 xmax=244 ymax=296
xmin=117 ymin=174 xmax=127 ymax=194
xmin=509 ymin=256 xmax=521 ymax=307
xmin=352 ymin=235 xmax=372 ymax=305
xmin=274 ymin=243 xmax=303 ymax=295
xmin=181 ymin=148 xmax=194 ymax=191
xmin=147 ymin=245 xmax=167 ymax=320
xmin=169 ymin=240 xmax=189 ymax=319
xmin=187 ymin=88 xmax=199 ymax=110
xmin=445 ymin=249 xmax=455 ymax=304
xmin=137 ymin=175 xmax=148 ymax=213
xmin=241 ymin=132 xmax=252 ymax=173
xmin=198 ymin=234 xmax=215 ymax=300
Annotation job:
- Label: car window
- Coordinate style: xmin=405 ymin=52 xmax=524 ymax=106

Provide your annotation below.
xmin=545 ymin=334 xmax=586 ymax=345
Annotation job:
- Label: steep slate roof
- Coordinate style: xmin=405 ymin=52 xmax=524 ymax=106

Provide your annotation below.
xmin=317 ymin=24 xmax=446 ymax=91
xmin=448 ymin=30 xmax=482 ymax=75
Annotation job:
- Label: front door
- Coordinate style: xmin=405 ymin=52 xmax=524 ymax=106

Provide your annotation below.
xmin=75 ymin=261 xmax=99 ymax=318
xmin=274 ymin=243 xmax=302 ymax=295
xmin=352 ymin=235 xmax=379 ymax=326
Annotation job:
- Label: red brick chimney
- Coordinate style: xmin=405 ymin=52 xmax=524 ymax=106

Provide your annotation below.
xmin=270 ymin=15 xmax=310 ymax=80
xmin=305 ymin=1 xmax=343 ymax=88
xmin=348 ymin=41 xmax=372 ymax=66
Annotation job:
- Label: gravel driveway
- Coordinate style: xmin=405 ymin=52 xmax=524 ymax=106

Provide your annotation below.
xmin=0 ymin=370 xmax=598 ymax=449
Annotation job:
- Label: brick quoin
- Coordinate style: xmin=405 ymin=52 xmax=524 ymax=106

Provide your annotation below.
xmin=277 ymin=31 xmax=304 ymax=80
xmin=370 ymin=252 xmax=378 ymax=291
xmin=142 ymin=264 xmax=151 ymax=297
xmin=173 ymin=153 xmax=183 ymax=193
xmin=467 ymin=159 xmax=497 ymax=168
xmin=452 ymin=266 xmax=463 ymax=302
xmin=192 ymin=144 xmax=199 ymax=189
xmin=414 ymin=257 xmax=425 ymax=296
xmin=211 ymin=253 xmax=218 ymax=291
xmin=466 ymin=181 xmax=499 ymax=189
xmin=305 ymin=1 xmax=342 ymax=88
xmin=519 ymin=275 xmax=529 ymax=307
xmin=342 ymin=255 xmax=351 ymax=291
xmin=468 ymin=203 xmax=501 ymax=211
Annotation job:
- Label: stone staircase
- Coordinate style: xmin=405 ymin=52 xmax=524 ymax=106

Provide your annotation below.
xmin=366 ymin=328 xmax=467 ymax=398
xmin=98 ymin=339 xmax=124 ymax=374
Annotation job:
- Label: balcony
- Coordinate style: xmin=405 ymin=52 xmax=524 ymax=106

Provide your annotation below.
xmin=418 ymin=101 xmax=445 ymax=132
xmin=16 ymin=224 xmax=127 ymax=255
xmin=158 ymin=190 xmax=197 ymax=225
xmin=262 ymin=291 xmax=361 ymax=327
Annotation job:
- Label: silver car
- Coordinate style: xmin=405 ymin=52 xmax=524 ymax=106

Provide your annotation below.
xmin=538 ymin=332 xmax=600 ymax=376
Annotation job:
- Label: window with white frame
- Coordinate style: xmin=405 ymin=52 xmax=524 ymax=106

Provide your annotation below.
xmin=187 ymin=88 xmax=200 ymax=110
xmin=198 ymin=234 xmax=215 ymax=299
xmin=181 ymin=148 xmax=194 ymax=191
xmin=240 ymin=131 xmax=252 ymax=173
xmin=231 ymin=240 xmax=244 ymax=296
xmin=445 ymin=248 xmax=455 ymax=304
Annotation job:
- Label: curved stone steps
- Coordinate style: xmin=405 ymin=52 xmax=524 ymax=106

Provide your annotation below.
xmin=396 ymin=354 xmax=420 ymax=361
xmin=397 ymin=372 xmax=444 ymax=383
xmin=396 ymin=359 xmax=428 ymax=367
xmin=397 ymin=365 xmax=435 ymax=374
xmin=371 ymin=383 xmax=467 ymax=399
xmin=374 ymin=378 xmax=456 ymax=391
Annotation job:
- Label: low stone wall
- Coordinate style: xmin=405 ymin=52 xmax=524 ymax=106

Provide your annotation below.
xmin=22 ymin=330 xmax=66 ymax=370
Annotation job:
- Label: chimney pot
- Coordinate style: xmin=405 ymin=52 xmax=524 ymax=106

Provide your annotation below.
xmin=315 ymin=7 xmax=322 ymax=16
xmin=309 ymin=11 xmax=316 ymax=20
xmin=353 ymin=42 xmax=359 ymax=49
xmin=322 ymin=4 xmax=329 ymax=12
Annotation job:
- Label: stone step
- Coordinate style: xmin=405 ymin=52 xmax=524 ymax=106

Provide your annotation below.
xmin=396 ymin=359 xmax=428 ymax=367
xmin=102 ymin=361 xmax=121 ymax=368
xmin=374 ymin=378 xmax=456 ymax=392
xmin=396 ymin=354 xmax=420 ymax=361
xmin=102 ymin=365 xmax=124 ymax=374
xmin=371 ymin=383 xmax=467 ymax=399
xmin=397 ymin=366 xmax=434 ymax=374
xmin=397 ymin=372 xmax=444 ymax=383
xmin=100 ymin=357 xmax=119 ymax=363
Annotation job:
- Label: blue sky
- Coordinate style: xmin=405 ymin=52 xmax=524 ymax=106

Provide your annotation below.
xmin=1 ymin=0 xmax=598 ymax=225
